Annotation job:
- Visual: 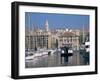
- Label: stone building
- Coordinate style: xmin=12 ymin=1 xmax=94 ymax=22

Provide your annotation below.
xmin=25 ymin=20 xmax=52 ymax=51
xmin=58 ymin=31 xmax=80 ymax=50
xmin=25 ymin=19 xmax=80 ymax=51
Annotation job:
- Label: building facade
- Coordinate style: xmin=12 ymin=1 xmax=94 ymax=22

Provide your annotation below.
xmin=25 ymin=20 xmax=52 ymax=51
xmin=25 ymin=20 xmax=80 ymax=51
xmin=58 ymin=31 xmax=80 ymax=50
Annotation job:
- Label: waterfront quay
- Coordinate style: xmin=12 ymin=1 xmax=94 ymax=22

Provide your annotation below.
xmin=25 ymin=49 xmax=88 ymax=68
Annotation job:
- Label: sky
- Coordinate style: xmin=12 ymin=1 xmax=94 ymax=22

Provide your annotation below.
xmin=25 ymin=12 xmax=89 ymax=30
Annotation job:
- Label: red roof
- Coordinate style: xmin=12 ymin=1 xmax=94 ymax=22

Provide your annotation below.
xmin=61 ymin=32 xmax=75 ymax=37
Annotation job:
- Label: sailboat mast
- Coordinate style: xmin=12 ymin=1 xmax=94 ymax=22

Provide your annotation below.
xmin=82 ymin=24 xmax=85 ymax=44
xmin=28 ymin=13 xmax=30 ymax=50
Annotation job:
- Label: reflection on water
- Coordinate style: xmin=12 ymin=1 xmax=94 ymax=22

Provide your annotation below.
xmin=25 ymin=50 xmax=89 ymax=68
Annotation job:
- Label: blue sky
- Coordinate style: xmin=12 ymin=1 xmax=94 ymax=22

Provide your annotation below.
xmin=25 ymin=12 xmax=89 ymax=30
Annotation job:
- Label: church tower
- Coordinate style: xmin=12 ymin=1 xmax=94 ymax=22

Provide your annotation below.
xmin=45 ymin=19 xmax=49 ymax=32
